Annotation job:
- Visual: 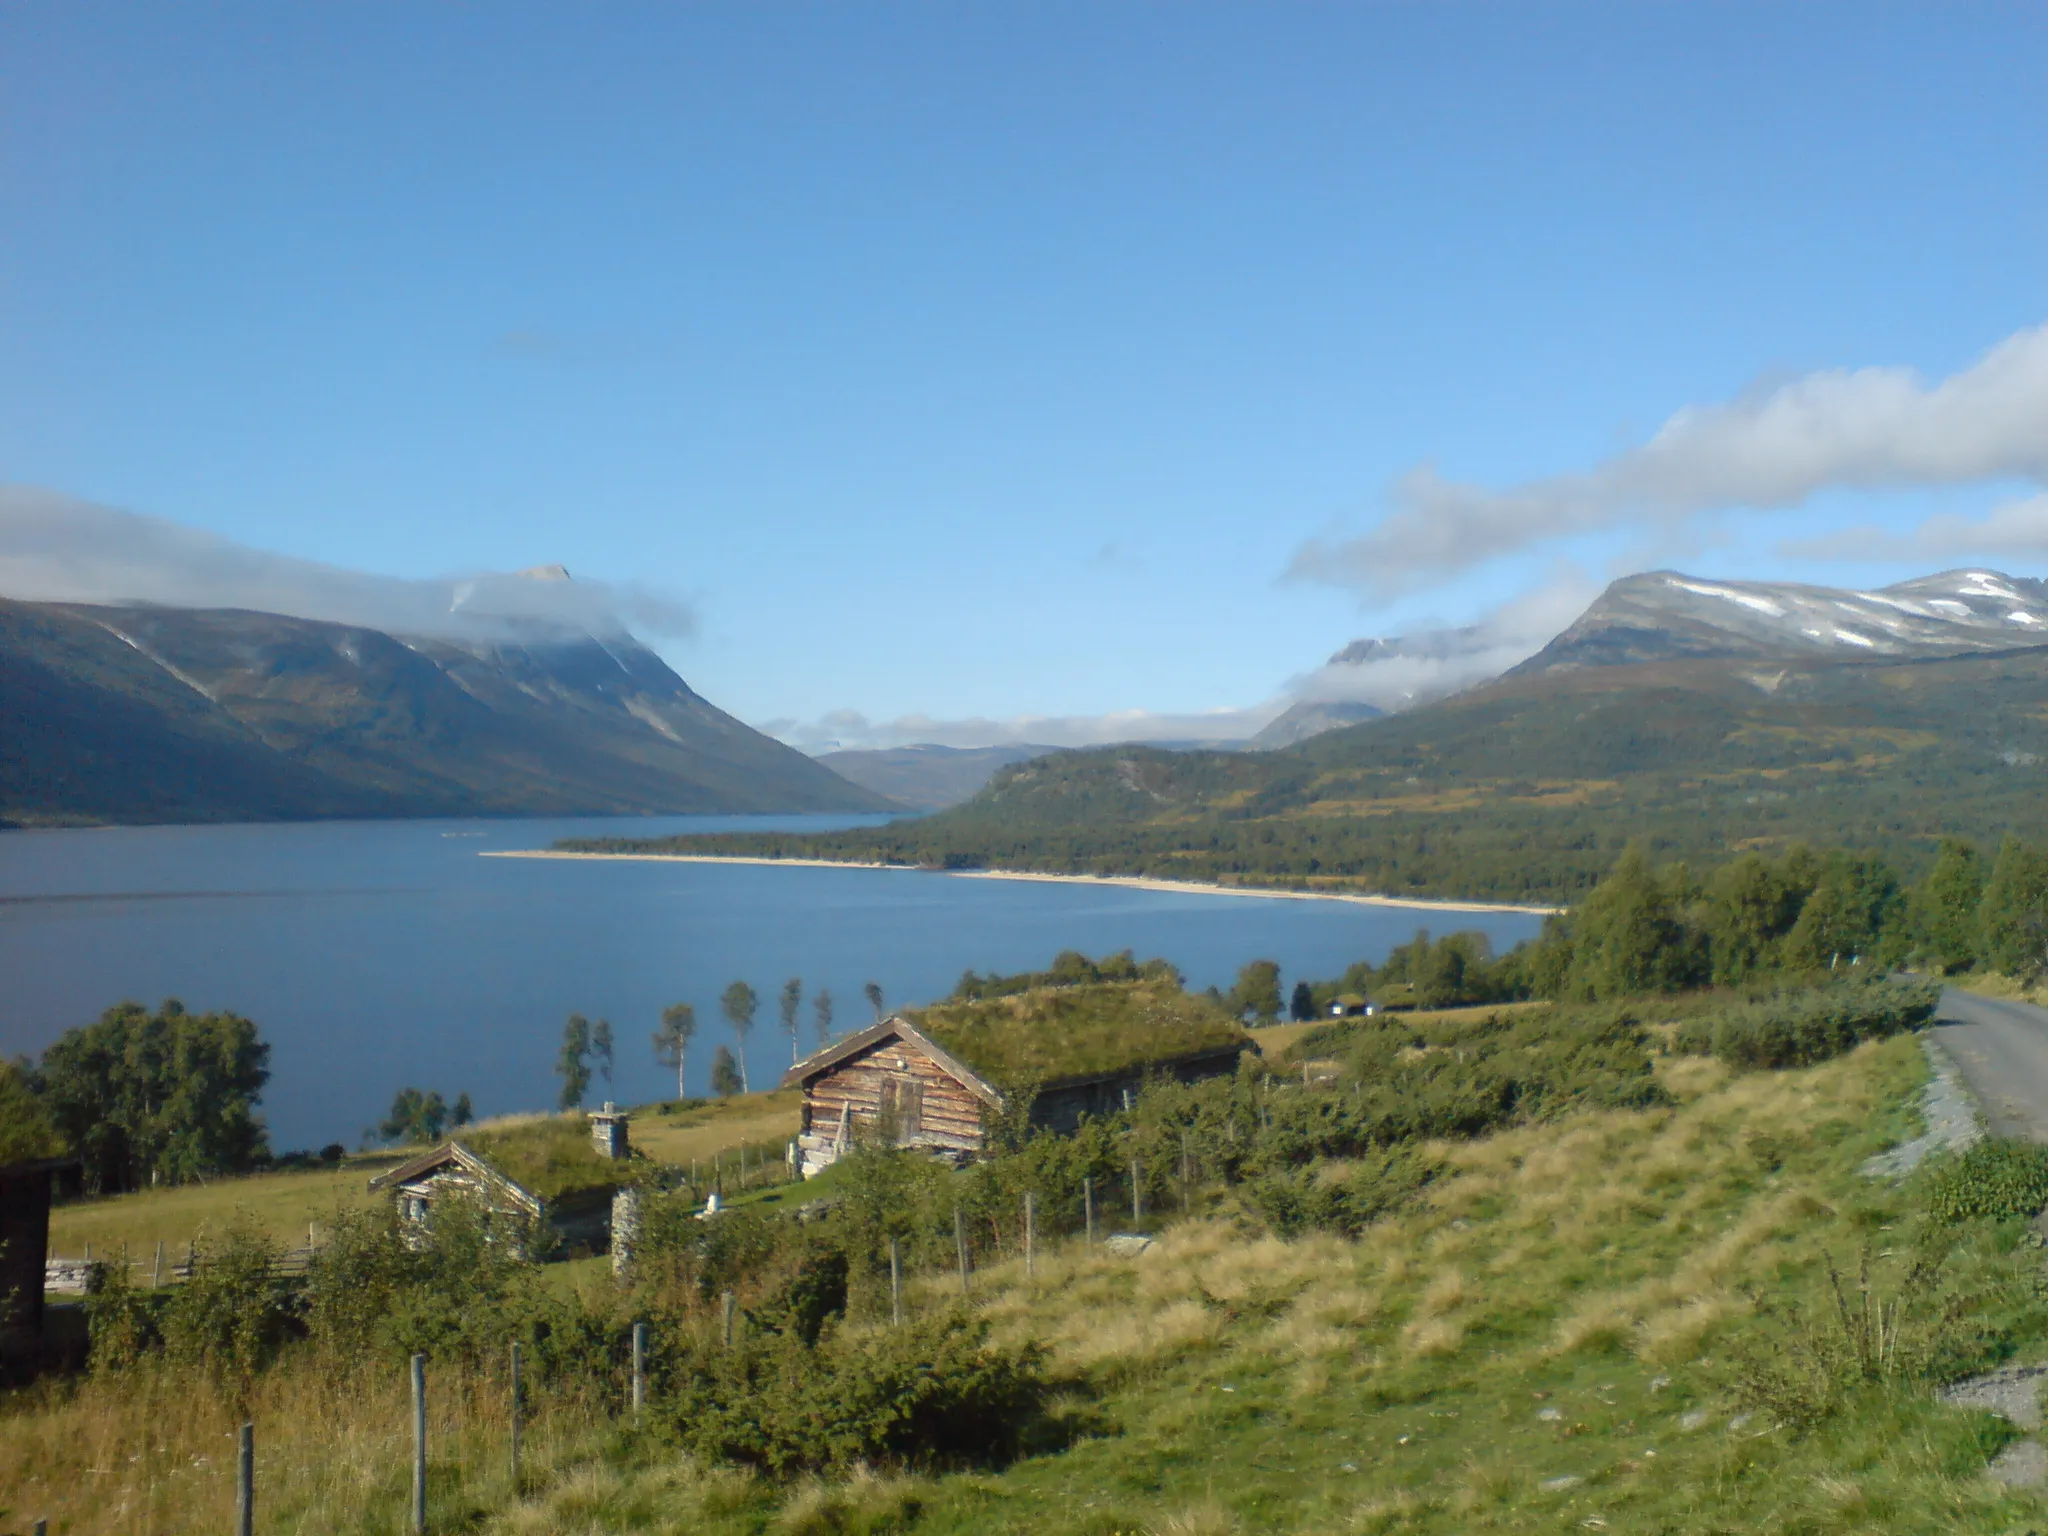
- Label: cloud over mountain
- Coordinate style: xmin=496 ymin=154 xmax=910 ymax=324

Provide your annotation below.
xmin=1290 ymin=321 xmax=2048 ymax=598
xmin=0 ymin=485 xmax=696 ymax=641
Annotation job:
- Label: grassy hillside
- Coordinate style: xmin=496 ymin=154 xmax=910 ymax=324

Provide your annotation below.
xmin=567 ymin=646 xmax=2048 ymax=900
xmin=13 ymin=1028 xmax=2043 ymax=1533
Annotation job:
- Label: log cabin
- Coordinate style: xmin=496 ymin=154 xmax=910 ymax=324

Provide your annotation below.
xmin=367 ymin=1104 xmax=635 ymax=1253
xmin=783 ymin=989 xmax=1251 ymax=1177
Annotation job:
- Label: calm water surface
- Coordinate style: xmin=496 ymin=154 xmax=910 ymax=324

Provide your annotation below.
xmin=0 ymin=816 xmax=1542 ymax=1148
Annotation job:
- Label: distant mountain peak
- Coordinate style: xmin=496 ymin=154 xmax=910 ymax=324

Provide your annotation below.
xmin=517 ymin=563 xmax=572 ymax=582
xmin=1325 ymin=628 xmax=1485 ymax=667
xmin=1516 ymin=567 xmax=2048 ymax=675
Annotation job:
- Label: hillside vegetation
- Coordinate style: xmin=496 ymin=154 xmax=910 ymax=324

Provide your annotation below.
xmin=568 ymin=647 xmax=2048 ymax=900
xmin=12 ymin=998 xmax=2047 ymax=1534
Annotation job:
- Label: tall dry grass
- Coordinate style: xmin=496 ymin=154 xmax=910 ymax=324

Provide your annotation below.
xmin=1 ymin=1354 xmax=625 ymax=1535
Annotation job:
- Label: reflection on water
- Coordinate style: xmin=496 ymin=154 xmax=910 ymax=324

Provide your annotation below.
xmin=0 ymin=815 xmax=1541 ymax=1149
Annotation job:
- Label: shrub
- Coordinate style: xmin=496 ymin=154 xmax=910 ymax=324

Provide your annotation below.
xmin=1922 ymin=1139 xmax=2048 ymax=1224
xmin=668 ymin=1311 xmax=1050 ymax=1475
xmin=159 ymin=1222 xmax=300 ymax=1385
xmin=1244 ymin=1148 xmax=1439 ymax=1238
xmin=1727 ymin=1248 xmax=1970 ymax=1432
xmin=1675 ymin=977 xmax=1938 ymax=1070
xmin=304 ymin=1199 xmax=579 ymax=1375
xmin=84 ymin=1261 xmax=165 ymax=1371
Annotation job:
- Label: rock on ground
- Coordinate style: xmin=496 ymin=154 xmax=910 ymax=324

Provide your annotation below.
xmin=1988 ymin=1439 xmax=2048 ymax=1489
xmin=1862 ymin=1035 xmax=1982 ymax=1180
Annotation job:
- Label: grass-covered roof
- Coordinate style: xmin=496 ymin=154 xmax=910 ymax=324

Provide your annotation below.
xmin=463 ymin=1115 xmax=628 ymax=1203
xmin=909 ymin=979 xmax=1248 ymax=1086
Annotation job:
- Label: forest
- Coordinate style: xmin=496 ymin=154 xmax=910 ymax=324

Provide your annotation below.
xmin=569 ymin=646 xmax=2048 ymax=900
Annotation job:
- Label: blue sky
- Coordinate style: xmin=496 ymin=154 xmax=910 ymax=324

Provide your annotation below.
xmin=3 ymin=4 xmax=2046 ymax=746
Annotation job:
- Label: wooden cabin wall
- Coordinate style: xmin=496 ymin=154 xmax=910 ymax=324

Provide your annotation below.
xmin=0 ymin=1166 xmax=54 ymax=1344
xmin=802 ymin=1041 xmax=985 ymax=1151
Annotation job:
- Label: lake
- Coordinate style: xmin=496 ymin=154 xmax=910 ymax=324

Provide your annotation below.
xmin=0 ymin=816 xmax=1544 ymax=1149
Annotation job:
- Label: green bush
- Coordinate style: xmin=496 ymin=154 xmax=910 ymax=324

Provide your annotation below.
xmin=667 ymin=1312 xmax=1050 ymax=1475
xmin=160 ymin=1222 xmax=300 ymax=1384
xmin=304 ymin=1199 xmax=585 ymax=1375
xmin=1244 ymin=1148 xmax=1439 ymax=1238
xmin=1727 ymin=1248 xmax=1974 ymax=1432
xmin=84 ymin=1261 xmax=166 ymax=1371
xmin=1922 ymin=1139 xmax=2048 ymax=1224
xmin=1674 ymin=978 xmax=1938 ymax=1070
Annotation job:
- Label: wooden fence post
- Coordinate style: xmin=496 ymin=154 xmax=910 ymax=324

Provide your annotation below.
xmin=152 ymin=1240 xmax=163 ymax=1288
xmin=888 ymin=1236 xmax=903 ymax=1326
xmin=236 ymin=1421 xmax=254 ymax=1536
xmin=1131 ymin=1157 xmax=1143 ymax=1226
xmin=509 ymin=1342 xmax=522 ymax=1491
xmin=1083 ymin=1178 xmax=1095 ymax=1244
xmin=631 ymin=1322 xmax=647 ymax=1416
xmin=410 ymin=1353 xmax=427 ymax=1535
xmin=954 ymin=1207 xmax=970 ymax=1294
xmin=721 ymin=1290 xmax=736 ymax=1347
xmin=1023 ymin=1192 xmax=1036 ymax=1280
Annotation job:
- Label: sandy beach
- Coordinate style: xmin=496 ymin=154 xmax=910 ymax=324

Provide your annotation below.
xmin=481 ymin=849 xmax=1560 ymax=916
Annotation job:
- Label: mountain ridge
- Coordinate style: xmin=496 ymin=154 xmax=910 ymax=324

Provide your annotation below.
xmin=562 ymin=563 xmax=2048 ymax=899
xmin=0 ymin=597 xmax=894 ymax=825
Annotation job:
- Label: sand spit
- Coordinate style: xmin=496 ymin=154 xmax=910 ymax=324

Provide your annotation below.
xmin=481 ymin=849 xmax=1559 ymax=916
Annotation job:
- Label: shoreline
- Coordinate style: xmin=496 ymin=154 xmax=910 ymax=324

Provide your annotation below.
xmin=481 ymin=849 xmax=1560 ymax=916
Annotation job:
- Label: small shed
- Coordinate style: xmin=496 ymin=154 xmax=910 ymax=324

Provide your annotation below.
xmin=368 ymin=1106 xmax=635 ymax=1254
xmin=783 ymin=981 xmax=1251 ymax=1177
xmin=0 ymin=1156 xmax=76 ymax=1361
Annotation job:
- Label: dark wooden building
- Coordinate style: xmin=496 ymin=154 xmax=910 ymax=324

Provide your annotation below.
xmin=0 ymin=1157 xmax=76 ymax=1363
xmin=783 ymin=1015 xmax=1249 ymax=1176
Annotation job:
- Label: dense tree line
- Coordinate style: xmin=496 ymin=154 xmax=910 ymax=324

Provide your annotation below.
xmin=10 ymin=999 xmax=271 ymax=1192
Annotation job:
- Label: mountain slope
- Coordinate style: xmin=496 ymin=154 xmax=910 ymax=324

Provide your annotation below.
xmin=565 ymin=567 xmax=2048 ymax=899
xmin=0 ymin=599 xmax=894 ymax=825
xmin=812 ymin=743 xmax=1054 ymax=813
xmin=1518 ymin=568 xmax=2048 ymax=673
xmin=1248 ymin=699 xmax=1383 ymax=749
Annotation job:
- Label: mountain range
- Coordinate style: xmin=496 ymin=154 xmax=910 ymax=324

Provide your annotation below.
xmin=813 ymin=743 xmax=1060 ymax=814
xmin=583 ymin=566 xmax=2048 ymax=900
xmin=0 ymin=598 xmax=893 ymax=825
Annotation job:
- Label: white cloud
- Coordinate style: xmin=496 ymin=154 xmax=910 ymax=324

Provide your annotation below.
xmin=1781 ymin=492 xmax=2048 ymax=562
xmin=1291 ymin=322 xmax=2048 ymax=598
xmin=762 ymin=703 xmax=1282 ymax=755
xmin=1283 ymin=568 xmax=1598 ymax=710
xmin=0 ymin=484 xmax=696 ymax=640
xmin=774 ymin=572 xmax=1596 ymax=755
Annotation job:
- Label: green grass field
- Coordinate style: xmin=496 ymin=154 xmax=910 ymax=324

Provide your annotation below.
xmin=44 ymin=1091 xmax=807 ymax=1266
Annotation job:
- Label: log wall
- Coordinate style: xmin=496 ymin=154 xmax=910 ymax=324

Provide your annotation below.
xmin=800 ymin=1039 xmax=987 ymax=1155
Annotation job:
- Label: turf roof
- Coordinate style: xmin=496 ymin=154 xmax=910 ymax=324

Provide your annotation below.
xmin=908 ymin=980 xmax=1249 ymax=1086
xmin=463 ymin=1115 xmax=629 ymax=1203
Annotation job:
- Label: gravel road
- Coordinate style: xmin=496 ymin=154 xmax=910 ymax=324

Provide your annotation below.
xmin=1934 ymin=989 xmax=2048 ymax=1143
